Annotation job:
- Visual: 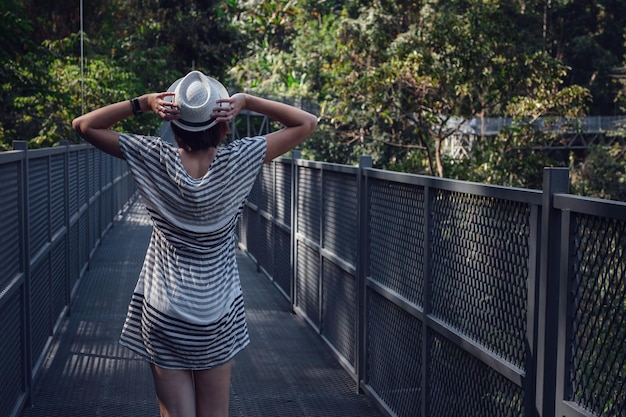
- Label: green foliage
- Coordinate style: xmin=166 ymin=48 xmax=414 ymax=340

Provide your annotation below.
xmin=229 ymin=0 xmax=312 ymax=96
xmin=570 ymin=144 xmax=626 ymax=201
xmin=2 ymin=0 xmax=626 ymax=201
xmin=0 ymin=0 xmax=51 ymax=149
xmin=445 ymin=57 xmax=592 ymax=189
xmin=227 ymin=0 xmax=611 ymax=186
xmin=546 ymin=0 xmax=626 ymax=113
xmin=0 ymin=29 xmax=163 ymax=148
xmin=0 ymin=0 xmax=243 ymax=150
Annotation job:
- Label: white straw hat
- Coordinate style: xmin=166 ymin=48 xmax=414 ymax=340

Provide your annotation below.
xmin=166 ymin=71 xmax=229 ymax=132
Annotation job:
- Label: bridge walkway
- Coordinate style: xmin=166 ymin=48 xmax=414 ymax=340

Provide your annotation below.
xmin=19 ymin=200 xmax=383 ymax=417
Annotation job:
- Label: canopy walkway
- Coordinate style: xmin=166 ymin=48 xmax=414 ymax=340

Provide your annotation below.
xmin=18 ymin=200 xmax=384 ymax=417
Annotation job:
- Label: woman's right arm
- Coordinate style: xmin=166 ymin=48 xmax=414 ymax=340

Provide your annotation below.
xmin=72 ymin=92 xmax=177 ymax=159
xmin=215 ymin=94 xmax=317 ymax=163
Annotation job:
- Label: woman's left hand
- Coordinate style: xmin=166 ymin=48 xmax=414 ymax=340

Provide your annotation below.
xmin=213 ymin=94 xmax=245 ymax=122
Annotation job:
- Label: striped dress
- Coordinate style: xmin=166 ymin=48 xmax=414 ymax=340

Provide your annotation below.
xmin=117 ymin=133 xmax=266 ymax=370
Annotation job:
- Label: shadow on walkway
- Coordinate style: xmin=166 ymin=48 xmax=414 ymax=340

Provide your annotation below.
xmin=20 ymin=201 xmax=383 ymax=417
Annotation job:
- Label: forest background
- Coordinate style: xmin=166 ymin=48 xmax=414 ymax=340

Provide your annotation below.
xmin=2 ymin=0 xmax=626 ymax=199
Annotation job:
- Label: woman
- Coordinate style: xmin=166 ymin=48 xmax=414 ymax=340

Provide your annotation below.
xmin=72 ymin=70 xmax=317 ymax=417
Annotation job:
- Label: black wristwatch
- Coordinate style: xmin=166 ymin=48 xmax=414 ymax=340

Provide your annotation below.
xmin=130 ymin=97 xmax=142 ymax=116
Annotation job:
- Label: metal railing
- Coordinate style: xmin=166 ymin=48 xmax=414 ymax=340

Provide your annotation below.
xmin=441 ymin=116 xmax=626 ymax=159
xmin=2 ymin=111 xmax=624 ymax=417
xmin=237 ymin=156 xmax=625 ymax=417
xmin=0 ymin=141 xmax=135 ymax=417
xmin=444 ymin=115 xmax=626 ymax=136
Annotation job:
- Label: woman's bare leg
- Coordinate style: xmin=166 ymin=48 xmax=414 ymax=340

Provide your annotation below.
xmin=150 ymin=364 xmax=196 ymax=417
xmin=193 ymin=361 xmax=233 ymax=417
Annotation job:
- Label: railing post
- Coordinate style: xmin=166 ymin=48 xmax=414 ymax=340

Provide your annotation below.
xmin=422 ymin=184 xmax=433 ymax=417
xmin=290 ymin=150 xmax=301 ymax=313
xmin=272 ymin=159 xmax=277 ymax=281
xmin=555 ymin=206 xmax=575 ymax=417
xmin=60 ymin=141 xmax=71 ymax=316
xmin=356 ymin=155 xmax=372 ymax=393
xmin=535 ymin=167 xmax=569 ymax=417
xmin=12 ymin=140 xmax=33 ymax=407
xmin=525 ymin=203 xmax=542 ymax=417
xmin=318 ymin=164 xmax=324 ymax=331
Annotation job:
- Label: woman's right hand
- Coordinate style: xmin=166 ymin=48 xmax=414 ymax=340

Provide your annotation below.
xmin=150 ymin=92 xmax=180 ymax=121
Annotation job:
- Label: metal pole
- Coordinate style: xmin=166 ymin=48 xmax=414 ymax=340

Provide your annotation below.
xmin=356 ymin=155 xmax=372 ymax=393
xmin=290 ymin=150 xmax=301 ymax=313
xmin=80 ymin=0 xmax=84 ymax=114
xmin=535 ymin=167 xmax=569 ymax=417
xmin=421 ymin=185 xmax=433 ymax=417
xmin=13 ymin=141 xmax=33 ymax=407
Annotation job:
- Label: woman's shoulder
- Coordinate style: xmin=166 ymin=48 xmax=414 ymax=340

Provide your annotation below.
xmin=227 ymin=135 xmax=266 ymax=147
xmin=119 ymin=133 xmax=162 ymax=146
xmin=119 ymin=134 xmax=175 ymax=157
xmin=213 ymin=136 xmax=266 ymax=174
xmin=221 ymin=136 xmax=266 ymax=154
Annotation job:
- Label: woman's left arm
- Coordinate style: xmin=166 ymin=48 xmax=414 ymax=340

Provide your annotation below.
xmin=72 ymin=92 xmax=177 ymax=159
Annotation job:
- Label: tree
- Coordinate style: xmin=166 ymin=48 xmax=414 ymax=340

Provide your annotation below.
xmin=570 ymin=144 xmax=626 ymax=201
xmin=0 ymin=0 xmax=244 ymax=149
xmin=0 ymin=0 xmax=61 ymax=149
xmin=545 ymin=0 xmax=626 ymax=114
xmin=229 ymin=1 xmax=595 ymax=180
xmin=4 ymin=0 xmax=625 ymax=197
xmin=301 ymin=1 xmax=592 ymax=180
xmin=449 ymin=52 xmax=592 ymax=189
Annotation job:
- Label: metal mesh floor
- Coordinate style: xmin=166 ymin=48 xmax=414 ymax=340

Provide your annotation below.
xmin=20 ymin=201 xmax=383 ymax=417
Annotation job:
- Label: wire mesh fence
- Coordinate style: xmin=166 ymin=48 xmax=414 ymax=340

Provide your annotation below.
xmin=239 ymin=155 xmax=625 ymax=417
xmin=0 ymin=142 xmax=135 ymax=417
xmin=4 ymin=121 xmax=625 ymax=417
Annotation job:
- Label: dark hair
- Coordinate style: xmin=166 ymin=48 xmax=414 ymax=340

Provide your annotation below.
xmin=171 ymin=122 xmax=228 ymax=150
